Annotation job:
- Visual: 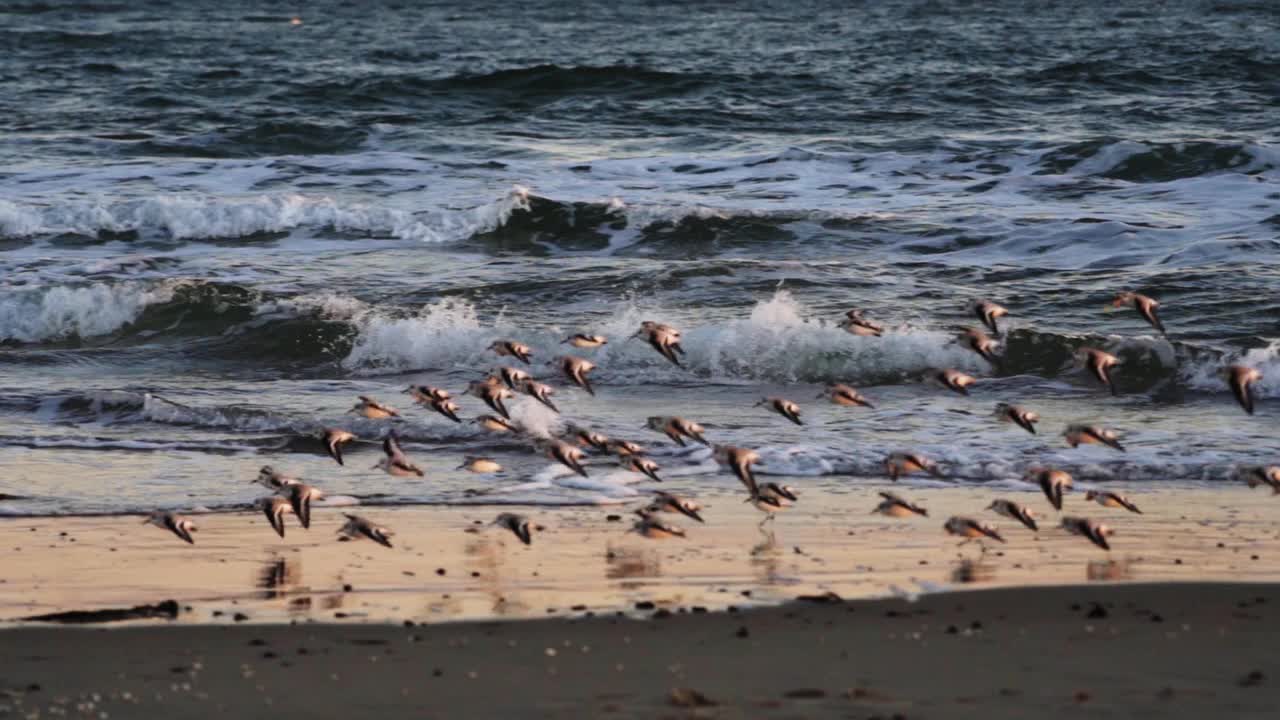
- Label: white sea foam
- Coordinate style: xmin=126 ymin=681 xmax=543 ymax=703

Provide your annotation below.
xmin=1181 ymin=340 xmax=1280 ymax=399
xmin=0 ymin=281 xmax=179 ymax=342
xmin=4 ymin=140 xmax=1276 ymax=271
xmin=339 ymin=290 xmax=982 ymax=384
xmin=0 ymin=186 xmax=530 ymax=244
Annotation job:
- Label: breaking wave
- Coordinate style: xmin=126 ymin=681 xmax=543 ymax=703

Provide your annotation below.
xmin=0 ymin=187 xmax=531 ymax=244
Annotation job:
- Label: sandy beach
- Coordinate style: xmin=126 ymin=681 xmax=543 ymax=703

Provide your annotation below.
xmin=5 ymin=0 xmax=1279 ymax=718
xmin=4 ymin=484 xmax=1280 ymax=716
xmin=2 ymin=582 xmax=1278 ymax=718
xmin=4 ymin=485 xmax=1280 ymax=625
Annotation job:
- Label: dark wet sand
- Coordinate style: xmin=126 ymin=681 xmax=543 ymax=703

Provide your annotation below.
xmin=3 ymin=582 xmax=1278 ymax=719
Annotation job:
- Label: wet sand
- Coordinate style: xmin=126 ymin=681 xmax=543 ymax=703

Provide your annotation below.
xmin=3 ymin=484 xmax=1280 ymax=624
xmin=1 ymin=582 xmax=1278 ymax=718
xmin=4 ymin=484 xmax=1280 ymax=716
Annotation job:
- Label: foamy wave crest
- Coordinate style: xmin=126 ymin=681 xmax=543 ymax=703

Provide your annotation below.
xmin=0 ymin=187 xmax=530 ymax=243
xmin=0 ymin=281 xmax=179 ymax=342
xmin=340 ymin=290 xmax=981 ymax=384
xmin=341 ymin=298 xmax=491 ymax=372
xmin=1181 ymin=341 xmax=1280 ymax=399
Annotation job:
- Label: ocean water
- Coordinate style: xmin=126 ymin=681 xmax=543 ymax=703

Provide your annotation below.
xmin=1 ymin=0 xmax=1277 ymax=517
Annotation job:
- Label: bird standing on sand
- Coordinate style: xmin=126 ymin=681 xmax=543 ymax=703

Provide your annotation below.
xmin=349 ymin=395 xmax=400 ymax=419
xmin=257 ymin=496 xmax=293 ymax=539
xmin=1109 ymin=292 xmax=1165 ymax=335
xmin=374 ymin=432 xmax=425 ymax=477
xmin=756 ymin=396 xmax=803 ymax=425
xmin=488 ymin=340 xmax=533 ymax=365
xmin=884 ymin=452 xmax=943 ymax=482
xmin=994 ymin=403 xmax=1039 ymax=434
xmin=563 ymin=333 xmax=607 ymax=349
xmin=1025 ymin=468 xmax=1073 ymax=511
xmin=958 ymin=328 xmax=1000 ymax=365
xmin=285 ymin=482 xmax=324 ymax=529
xmin=943 ymin=516 xmax=1005 ymax=544
xmin=1077 ymin=347 xmax=1121 ymax=396
xmin=1084 ymin=490 xmax=1142 ymax=514
xmin=934 ymin=368 xmax=976 ymax=396
xmin=320 ymin=428 xmax=356 ymax=466
xmin=620 ymin=455 xmax=663 ymax=482
xmin=646 ymin=491 xmax=704 ymax=522
xmin=841 ymin=309 xmax=884 ymax=337
xmin=1063 ymin=424 xmax=1125 ymax=451
xmin=645 ymin=416 xmax=709 ymax=446
xmin=1239 ymin=465 xmax=1280 ymax=493
xmin=143 ymin=511 xmax=196 ymax=544
xmin=970 ymin=299 xmax=1009 ymax=336
xmin=1061 ymin=516 xmax=1113 ymax=550
xmin=551 ymin=355 xmax=597 ymax=395
xmin=494 ymin=512 xmax=533 ymax=545
xmin=468 ymin=379 xmax=513 ymax=419
xmin=1225 ymin=364 xmax=1262 ymax=415
xmin=818 ymin=383 xmax=875 ymax=408
xmin=338 ymin=514 xmax=394 ymax=548
xmin=872 ymin=491 xmax=928 ymax=518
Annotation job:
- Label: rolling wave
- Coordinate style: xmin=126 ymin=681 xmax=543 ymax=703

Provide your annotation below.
xmin=3 ymin=140 xmax=1277 ymax=260
xmin=0 ymin=187 xmax=530 ymax=243
xmin=4 ymin=282 xmax=1268 ymax=400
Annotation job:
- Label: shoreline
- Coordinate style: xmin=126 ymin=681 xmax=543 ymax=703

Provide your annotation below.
xmin=5 ymin=484 xmax=1280 ymax=626
xmin=3 ymin=581 xmax=1279 ymax=718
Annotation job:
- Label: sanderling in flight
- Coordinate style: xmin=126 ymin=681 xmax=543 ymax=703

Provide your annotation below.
xmin=488 ymin=339 xmax=533 ymax=365
xmin=756 ymin=396 xmax=803 ymax=425
xmin=338 ymin=514 xmax=394 ymax=548
xmin=1025 ymin=467 xmax=1073 ymax=511
xmin=645 ymin=415 xmax=708 ymax=446
xmin=1063 ymin=424 xmax=1125 ymax=451
xmin=494 ymin=512 xmax=533 ymax=545
xmin=1061 ymin=516 xmax=1113 ymax=551
xmin=986 ymin=499 xmax=1038 ymax=531
xmin=143 ymin=511 xmax=197 ymax=544
xmin=374 ymin=431 xmax=425 ymax=477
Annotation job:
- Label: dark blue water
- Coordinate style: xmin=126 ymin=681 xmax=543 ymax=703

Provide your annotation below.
xmin=1 ymin=0 xmax=1277 ymax=515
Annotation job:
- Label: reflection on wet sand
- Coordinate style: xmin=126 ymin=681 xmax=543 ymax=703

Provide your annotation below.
xmin=951 ymin=559 xmax=995 ymax=584
xmin=465 ymin=537 xmax=529 ymax=616
xmin=5 ymin=485 xmax=1279 ymax=626
xmin=255 ymin=556 xmax=345 ymax=615
xmin=1088 ymin=558 xmax=1133 ymax=582
xmin=750 ymin=530 xmax=782 ymax=584
xmin=256 ymin=556 xmax=302 ymax=599
xmin=606 ymin=546 xmax=660 ymax=586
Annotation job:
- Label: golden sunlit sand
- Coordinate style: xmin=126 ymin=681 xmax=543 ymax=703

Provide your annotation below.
xmin=4 ymin=485 xmax=1279 ymax=624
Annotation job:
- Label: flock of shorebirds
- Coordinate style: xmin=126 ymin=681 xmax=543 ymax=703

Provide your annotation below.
xmin=145 ymin=291 xmax=1273 ymax=558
